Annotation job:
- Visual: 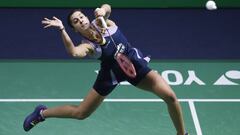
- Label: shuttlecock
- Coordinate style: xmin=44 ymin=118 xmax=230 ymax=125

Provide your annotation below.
xmin=206 ymin=0 xmax=217 ymax=10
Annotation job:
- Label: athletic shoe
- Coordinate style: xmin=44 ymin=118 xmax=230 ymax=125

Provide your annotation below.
xmin=23 ymin=105 xmax=47 ymax=131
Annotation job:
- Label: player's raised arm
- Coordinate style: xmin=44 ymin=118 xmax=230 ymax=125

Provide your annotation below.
xmin=94 ymin=4 xmax=111 ymax=19
xmin=42 ymin=16 xmax=92 ymax=58
xmin=94 ymin=4 xmax=116 ymax=29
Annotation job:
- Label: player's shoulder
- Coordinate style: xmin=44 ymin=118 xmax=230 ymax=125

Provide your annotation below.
xmin=81 ymin=39 xmax=102 ymax=59
xmin=106 ymin=19 xmax=116 ymax=27
xmin=91 ymin=19 xmax=118 ymax=37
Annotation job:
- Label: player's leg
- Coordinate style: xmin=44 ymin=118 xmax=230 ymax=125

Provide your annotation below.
xmin=42 ymin=88 xmax=105 ymax=119
xmin=23 ymin=88 xmax=105 ymax=131
xmin=136 ymin=70 xmax=186 ymax=135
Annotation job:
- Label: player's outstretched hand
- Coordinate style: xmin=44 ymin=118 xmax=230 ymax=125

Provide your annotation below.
xmin=42 ymin=16 xmax=64 ymax=30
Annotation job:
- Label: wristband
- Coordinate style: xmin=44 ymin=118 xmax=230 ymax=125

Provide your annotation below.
xmin=59 ymin=26 xmax=65 ymax=31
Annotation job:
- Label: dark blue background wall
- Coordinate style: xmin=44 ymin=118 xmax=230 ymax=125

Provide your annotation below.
xmin=0 ymin=8 xmax=240 ymax=59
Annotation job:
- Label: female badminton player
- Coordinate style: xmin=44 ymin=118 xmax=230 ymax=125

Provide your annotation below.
xmin=23 ymin=4 xmax=188 ymax=135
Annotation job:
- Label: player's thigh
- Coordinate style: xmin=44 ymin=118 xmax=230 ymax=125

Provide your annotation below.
xmin=136 ymin=70 xmax=176 ymax=99
xmin=77 ymin=88 xmax=105 ymax=114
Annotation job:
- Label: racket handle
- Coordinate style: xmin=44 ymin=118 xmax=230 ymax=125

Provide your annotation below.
xmin=98 ymin=16 xmax=108 ymax=28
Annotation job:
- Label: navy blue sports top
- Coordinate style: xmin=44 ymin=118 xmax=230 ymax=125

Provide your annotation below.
xmin=82 ymin=19 xmax=151 ymax=96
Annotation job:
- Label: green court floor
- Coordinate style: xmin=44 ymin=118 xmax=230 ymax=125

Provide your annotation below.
xmin=0 ymin=60 xmax=240 ymax=135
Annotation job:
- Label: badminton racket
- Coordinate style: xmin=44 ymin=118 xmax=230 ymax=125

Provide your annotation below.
xmin=98 ymin=16 xmax=137 ymax=78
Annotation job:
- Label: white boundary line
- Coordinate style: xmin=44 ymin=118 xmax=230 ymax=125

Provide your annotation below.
xmin=189 ymin=101 xmax=202 ymax=135
xmin=0 ymin=98 xmax=240 ymax=102
xmin=1 ymin=98 xmax=239 ymax=135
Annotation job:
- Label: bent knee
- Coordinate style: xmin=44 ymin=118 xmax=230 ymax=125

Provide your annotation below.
xmin=73 ymin=111 xmax=92 ymax=120
xmin=162 ymin=93 xmax=178 ymax=104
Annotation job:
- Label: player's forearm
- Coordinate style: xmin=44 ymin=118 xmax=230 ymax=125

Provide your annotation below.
xmin=101 ymin=4 xmax=111 ymax=19
xmin=60 ymin=28 xmax=76 ymax=56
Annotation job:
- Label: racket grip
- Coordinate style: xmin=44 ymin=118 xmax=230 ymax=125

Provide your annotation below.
xmin=98 ymin=16 xmax=108 ymax=28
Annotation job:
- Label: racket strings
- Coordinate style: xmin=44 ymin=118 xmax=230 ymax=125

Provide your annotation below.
xmin=102 ymin=21 xmax=137 ymax=78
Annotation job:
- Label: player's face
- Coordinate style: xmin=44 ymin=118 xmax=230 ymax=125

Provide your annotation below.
xmin=70 ymin=11 xmax=90 ymax=31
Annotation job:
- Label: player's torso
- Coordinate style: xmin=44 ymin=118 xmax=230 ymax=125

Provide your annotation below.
xmin=86 ymin=20 xmax=132 ymax=63
xmin=100 ymin=28 xmax=131 ymax=61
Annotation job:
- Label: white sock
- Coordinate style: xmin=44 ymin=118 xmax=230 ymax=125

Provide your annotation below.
xmin=40 ymin=110 xmax=45 ymax=120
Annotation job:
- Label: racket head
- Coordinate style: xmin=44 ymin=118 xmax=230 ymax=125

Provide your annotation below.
xmin=116 ymin=53 xmax=136 ymax=78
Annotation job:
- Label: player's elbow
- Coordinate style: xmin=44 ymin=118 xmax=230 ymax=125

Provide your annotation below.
xmin=70 ymin=44 xmax=91 ymax=58
xmin=102 ymin=4 xmax=111 ymax=17
xmin=71 ymin=51 xmax=86 ymax=58
xmin=102 ymin=4 xmax=111 ymax=10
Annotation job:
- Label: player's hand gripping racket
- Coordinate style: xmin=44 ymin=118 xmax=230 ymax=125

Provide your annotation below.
xmin=98 ymin=16 xmax=136 ymax=78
